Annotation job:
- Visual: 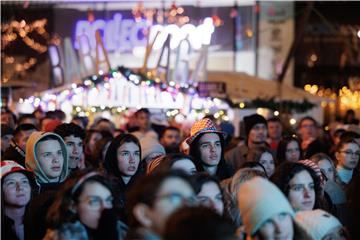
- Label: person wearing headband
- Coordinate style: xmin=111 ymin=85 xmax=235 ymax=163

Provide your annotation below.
xmin=44 ymin=169 xmax=127 ymax=239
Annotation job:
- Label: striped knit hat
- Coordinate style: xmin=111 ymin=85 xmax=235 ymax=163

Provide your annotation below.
xmin=298 ymin=159 xmax=325 ymax=187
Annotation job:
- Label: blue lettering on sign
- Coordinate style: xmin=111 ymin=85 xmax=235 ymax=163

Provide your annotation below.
xmin=74 ymin=13 xmax=215 ymax=52
xmin=74 ymin=13 xmax=148 ymax=52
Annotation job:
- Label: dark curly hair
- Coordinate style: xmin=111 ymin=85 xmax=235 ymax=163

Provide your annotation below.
xmin=270 ymin=161 xmax=324 ymax=210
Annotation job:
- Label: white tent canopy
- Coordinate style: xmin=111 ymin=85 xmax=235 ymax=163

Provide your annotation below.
xmin=206 ymin=71 xmax=326 ymax=102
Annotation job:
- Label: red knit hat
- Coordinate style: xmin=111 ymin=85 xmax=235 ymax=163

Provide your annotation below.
xmin=44 ymin=119 xmax=62 ymax=132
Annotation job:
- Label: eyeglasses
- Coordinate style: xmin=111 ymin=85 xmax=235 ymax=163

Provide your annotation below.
xmin=155 ymin=192 xmax=197 ymax=206
xmin=79 ymin=196 xmax=114 ymax=209
xmin=338 ymin=151 xmax=360 ymax=157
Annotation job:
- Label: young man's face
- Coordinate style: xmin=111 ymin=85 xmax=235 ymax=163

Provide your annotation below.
xmin=36 ymin=139 xmax=64 ymax=180
xmin=160 ymin=129 xmax=181 ymax=149
xmin=248 ymin=123 xmax=267 ymax=144
xmin=268 ymin=121 xmax=282 ymax=140
xmin=64 ymin=135 xmax=83 ymax=169
xmin=136 ymin=112 xmax=150 ymax=130
xmin=1 ymin=134 xmax=13 ymax=152
xmin=299 ymin=119 xmax=317 ymax=140
xmin=198 ymin=133 xmax=221 ymax=167
xmin=16 ymin=129 xmax=36 ymax=150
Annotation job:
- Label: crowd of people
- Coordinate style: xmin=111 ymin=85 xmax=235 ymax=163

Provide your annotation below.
xmin=1 ymin=106 xmax=359 ymax=240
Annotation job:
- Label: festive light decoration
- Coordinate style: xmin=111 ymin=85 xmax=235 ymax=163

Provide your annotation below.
xmin=1 ymin=18 xmax=48 ymax=53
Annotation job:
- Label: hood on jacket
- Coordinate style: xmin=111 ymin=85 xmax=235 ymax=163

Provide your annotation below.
xmin=25 ymin=131 xmax=68 ymax=184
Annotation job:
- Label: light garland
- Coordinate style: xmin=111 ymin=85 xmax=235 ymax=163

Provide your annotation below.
xmin=1 ymin=18 xmax=48 ymax=53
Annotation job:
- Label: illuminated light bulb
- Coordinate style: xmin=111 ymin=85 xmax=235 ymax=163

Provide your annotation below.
xmin=290 ymin=118 xmax=297 ymax=125
xmin=357 ymin=30 xmax=360 ymax=39
xmin=76 ymin=106 xmax=82 ymax=112
xmin=169 ymin=81 xmax=176 ymax=87
xmin=304 ymin=84 xmax=311 ymax=92
xmin=274 ymin=111 xmax=279 ymax=116
xmin=204 ymin=109 xmax=210 ymax=114
xmin=100 ymin=105 xmax=105 ymax=110
xmin=117 ymin=107 xmax=122 ymax=112
xmin=222 ymin=115 xmax=229 ymax=121
xmin=239 ymin=102 xmax=245 ymax=108
xmin=91 ymin=107 xmax=96 ymax=112
xmin=84 ymin=80 xmax=92 ymax=86
xmin=71 ymin=83 xmax=77 ymax=89
xmin=321 ymin=101 xmax=327 ymax=108
xmin=98 ymin=70 xmax=104 ymax=75
xmin=214 ymin=112 xmax=220 ymax=119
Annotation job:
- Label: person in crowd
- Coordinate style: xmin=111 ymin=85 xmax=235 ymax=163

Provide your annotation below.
xmin=270 ymin=161 xmax=323 ymax=212
xmin=343 ymin=109 xmax=359 ymax=125
xmin=192 ymin=173 xmax=226 ymax=216
xmin=83 ymin=129 xmax=103 ymax=163
xmin=24 ymin=131 xmax=68 ymax=240
xmin=347 ymin=173 xmax=360 ymax=239
xmin=132 ymin=108 xmax=158 ymax=140
xmin=267 ymin=117 xmax=283 ymax=152
xmin=164 ymin=206 xmax=236 ymax=240
xmin=39 ymin=116 xmax=54 ymax=132
xmin=139 ymin=136 xmax=166 ymax=164
xmin=246 ymin=146 xmax=276 ymax=177
xmin=1 ymin=124 xmax=14 ymax=155
xmin=90 ymin=136 xmax=113 ymax=170
xmin=297 ymin=116 xmax=326 ymax=159
xmin=3 ymin=124 xmax=37 ymax=166
xmin=225 ymin=114 xmax=268 ymax=171
xmin=219 ymin=121 xmax=236 ymax=151
xmin=17 ymin=113 xmax=39 ymax=129
xmin=329 ymin=128 xmax=346 ymax=157
xmin=32 ymin=108 xmax=45 ymax=123
xmin=187 ymin=118 xmax=233 ymax=180
xmin=340 ymin=130 xmax=360 ymax=149
xmin=276 ymin=136 xmax=302 ymax=165
xmin=334 ymin=138 xmax=359 ymax=185
xmin=94 ymin=118 xmax=116 ymax=134
xmin=237 ymin=177 xmax=298 ymax=239
xmin=1 ymin=160 xmax=35 ymax=240
xmin=43 ymin=119 xmax=62 ymax=132
xmin=147 ymin=153 xmax=200 ymax=175
xmin=55 ymin=123 xmax=86 ymax=173
xmin=310 ymin=153 xmax=346 ymax=206
xmin=104 ymin=133 xmax=144 ymax=209
xmin=159 ymin=126 xmax=181 ymax=153
xmin=71 ymin=115 xmax=89 ymax=129
xmin=221 ymin=167 xmax=267 ymax=228
xmin=46 ymin=110 xmax=66 ymax=122
xmin=125 ymin=171 xmax=196 ymax=239
xmin=295 ymin=209 xmax=349 ymax=240
xmin=44 ymin=169 xmax=127 ymax=239
xmin=1 ymin=107 xmax=16 ymax=129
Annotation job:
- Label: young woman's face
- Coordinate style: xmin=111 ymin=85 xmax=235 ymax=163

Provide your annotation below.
xmin=336 ymin=143 xmax=360 ymax=170
xmin=147 ymin=177 xmax=195 ymax=235
xmin=2 ymin=172 xmax=31 ymax=207
xmin=171 ymin=159 xmax=197 ymax=175
xmin=318 ymin=159 xmax=335 ymax=182
xmin=117 ymin=141 xmax=140 ymax=177
xmin=285 ymin=141 xmax=301 ymax=162
xmin=259 ymin=152 xmax=275 ymax=177
xmin=197 ymin=181 xmax=224 ymax=215
xmin=198 ymin=133 xmax=221 ymax=166
xmin=76 ymin=181 xmax=113 ymax=229
xmin=257 ymin=213 xmax=294 ymax=239
xmin=288 ymin=170 xmax=315 ymax=211
xmin=36 ymin=139 xmax=64 ymax=181
xmin=89 ymin=132 xmax=102 ymax=153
